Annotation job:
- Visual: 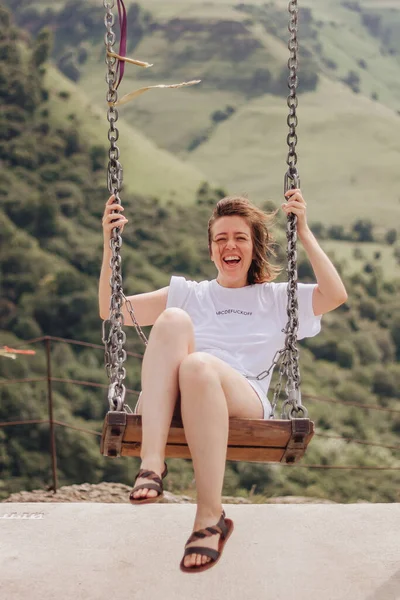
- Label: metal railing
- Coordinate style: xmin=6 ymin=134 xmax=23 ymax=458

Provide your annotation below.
xmin=0 ymin=335 xmax=399 ymax=494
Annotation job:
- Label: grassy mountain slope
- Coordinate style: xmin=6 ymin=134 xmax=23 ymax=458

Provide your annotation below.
xmin=188 ymin=76 xmax=400 ymax=230
xmin=67 ymin=0 xmax=400 ymax=228
xmin=14 ymin=0 xmax=400 ymax=215
xmin=45 ymin=67 xmax=208 ymax=204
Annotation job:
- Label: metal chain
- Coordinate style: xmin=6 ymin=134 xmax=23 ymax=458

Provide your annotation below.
xmin=102 ymin=0 xmax=147 ymax=413
xmin=254 ymin=0 xmax=304 ymax=420
xmin=279 ymin=0 xmax=306 ymax=419
xmin=248 ymin=1 xmax=305 ymax=420
xmin=122 ymin=294 xmax=148 ymax=346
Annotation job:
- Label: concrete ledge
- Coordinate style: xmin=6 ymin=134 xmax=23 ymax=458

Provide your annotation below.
xmin=1 ymin=503 xmax=399 ymax=600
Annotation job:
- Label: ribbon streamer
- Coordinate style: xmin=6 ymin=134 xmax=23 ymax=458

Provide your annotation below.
xmin=107 ymin=51 xmax=153 ymax=69
xmin=110 ymin=79 xmax=202 ymax=107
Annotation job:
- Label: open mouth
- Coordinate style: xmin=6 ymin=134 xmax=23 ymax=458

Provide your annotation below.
xmin=223 ymin=256 xmax=241 ymax=266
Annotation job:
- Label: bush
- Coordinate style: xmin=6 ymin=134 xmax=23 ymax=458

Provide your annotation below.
xmin=352 ymin=219 xmax=374 ymax=242
xmin=89 ymin=145 xmax=106 ymax=171
xmin=342 ymin=70 xmax=361 ymax=93
xmin=359 ymin=298 xmax=378 ymax=320
xmin=389 ymin=314 xmax=400 ymax=359
xmin=31 ymin=28 xmax=52 ymax=68
xmin=322 ymin=57 xmax=337 ymax=70
xmin=362 ymin=13 xmax=381 ymax=37
xmin=374 ymin=329 xmax=396 ymax=363
xmin=211 ymin=105 xmax=236 ymax=124
xmin=306 ymin=334 xmax=340 ymax=362
xmin=327 ymin=224 xmax=346 ymax=240
xmin=9 ymin=315 xmax=42 ymax=340
xmin=335 ymin=380 xmax=369 ymax=404
xmin=57 ymin=53 xmax=80 ymax=82
xmin=309 ymin=222 xmax=327 ymax=238
xmin=336 ymin=340 xmax=355 ymax=368
xmin=372 ymin=367 xmax=397 ymax=398
xmin=385 ymin=229 xmax=397 ymax=245
xmin=187 ymin=131 xmax=210 ymax=152
xmin=55 ymin=182 xmax=84 ymax=217
xmin=353 ymin=331 xmax=382 ymax=365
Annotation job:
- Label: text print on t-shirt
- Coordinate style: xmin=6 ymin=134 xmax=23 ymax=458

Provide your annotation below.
xmin=216 ymin=309 xmax=253 ymax=316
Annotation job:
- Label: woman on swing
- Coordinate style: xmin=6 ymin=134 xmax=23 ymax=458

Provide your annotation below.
xmin=99 ymin=189 xmax=347 ymax=573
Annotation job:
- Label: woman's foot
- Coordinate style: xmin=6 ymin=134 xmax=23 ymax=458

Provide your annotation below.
xmin=130 ymin=461 xmax=167 ymax=501
xmin=182 ymin=511 xmax=224 ymax=569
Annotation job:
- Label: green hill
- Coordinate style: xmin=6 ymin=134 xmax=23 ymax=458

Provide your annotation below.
xmin=12 ymin=0 xmax=400 ymax=228
xmin=188 ymin=76 xmax=400 ymax=230
xmin=45 ymin=66 xmax=208 ymax=203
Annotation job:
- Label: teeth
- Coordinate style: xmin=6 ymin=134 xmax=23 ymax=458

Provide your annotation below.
xmin=224 ymin=256 xmax=240 ymax=261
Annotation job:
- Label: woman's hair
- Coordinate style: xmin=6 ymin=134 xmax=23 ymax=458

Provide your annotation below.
xmin=207 ymin=195 xmax=283 ymax=284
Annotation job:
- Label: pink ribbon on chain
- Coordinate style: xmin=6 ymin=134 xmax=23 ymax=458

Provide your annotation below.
xmin=115 ymin=0 xmax=127 ymax=89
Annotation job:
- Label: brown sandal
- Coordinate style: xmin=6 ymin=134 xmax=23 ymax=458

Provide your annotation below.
xmin=129 ymin=462 xmax=168 ymax=505
xmin=179 ymin=510 xmax=234 ymax=573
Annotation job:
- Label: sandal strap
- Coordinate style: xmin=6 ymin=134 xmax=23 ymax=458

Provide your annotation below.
xmin=183 ymin=546 xmax=219 ymax=562
xmin=134 ymin=462 xmax=168 ymax=484
xmin=215 ymin=512 xmax=229 ymax=537
xmin=134 ymin=469 xmax=162 ymax=486
xmin=186 ymin=525 xmax=222 ymax=545
xmin=131 ymin=482 xmax=162 ymax=493
xmin=185 ymin=511 xmax=229 ymax=546
xmin=131 ymin=462 xmax=168 ymax=497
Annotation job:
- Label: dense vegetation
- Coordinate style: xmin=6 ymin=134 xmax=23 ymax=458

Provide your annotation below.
xmin=4 ymin=0 xmax=152 ymax=82
xmin=0 ymin=7 xmax=399 ymax=504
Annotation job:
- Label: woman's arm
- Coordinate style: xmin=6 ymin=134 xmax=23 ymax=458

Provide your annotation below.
xmin=99 ymin=195 xmax=168 ymax=325
xmin=99 ymin=242 xmax=169 ymax=325
xmin=282 ymin=189 xmax=348 ymax=316
xmin=298 ymin=227 xmax=348 ymax=316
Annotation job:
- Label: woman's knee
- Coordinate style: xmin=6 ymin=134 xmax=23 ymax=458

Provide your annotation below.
xmin=179 ymin=352 xmax=218 ymax=389
xmin=151 ymin=308 xmax=194 ymax=342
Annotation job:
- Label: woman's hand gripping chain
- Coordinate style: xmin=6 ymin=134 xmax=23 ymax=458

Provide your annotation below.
xmin=102 ymin=194 xmax=128 ymax=243
xmin=281 ymin=188 xmax=310 ymax=237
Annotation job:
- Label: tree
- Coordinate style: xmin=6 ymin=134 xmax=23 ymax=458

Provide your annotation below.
xmin=390 ymin=314 xmax=400 ymax=360
xmin=362 ymin=13 xmax=381 ymax=37
xmin=310 ymin=222 xmax=326 ymax=238
xmin=342 ymin=70 xmax=361 ymax=93
xmin=385 ymin=229 xmax=397 ymax=245
xmin=372 ymin=367 xmax=397 ymax=398
xmin=327 ymin=224 xmax=346 ymax=240
xmin=352 ymin=219 xmax=374 ymax=242
xmin=31 ymin=28 xmax=52 ymax=69
xmin=353 ymin=331 xmax=382 ymax=365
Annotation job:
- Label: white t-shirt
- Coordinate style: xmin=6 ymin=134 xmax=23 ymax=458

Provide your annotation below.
xmin=166 ymin=276 xmax=322 ymax=404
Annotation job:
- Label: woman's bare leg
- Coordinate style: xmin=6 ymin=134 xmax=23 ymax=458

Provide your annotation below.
xmin=178 ymin=352 xmax=263 ymax=568
xmin=132 ymin=308 xmax=194 ymax=499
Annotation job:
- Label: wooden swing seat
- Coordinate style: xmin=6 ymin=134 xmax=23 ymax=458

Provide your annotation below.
xmin=100 ymin=411 xmax=314 ymax=464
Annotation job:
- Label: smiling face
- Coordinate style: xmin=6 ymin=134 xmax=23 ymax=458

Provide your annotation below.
xmin=210 ymin=215 xmax=254 ymax=288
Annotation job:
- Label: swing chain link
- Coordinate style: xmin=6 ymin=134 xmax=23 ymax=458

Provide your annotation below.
xmin=122 ymin=294 xmax=149 ymax=346
xmin=102 ymin=0 xmax=131 ymax=412
xmin=275 ymin=0 xmax=306 ymax=419
xmin=285 ymin=0 xmax=300 ymax=188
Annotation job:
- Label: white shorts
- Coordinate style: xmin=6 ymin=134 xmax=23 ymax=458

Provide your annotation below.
xmin=246 ymin=379 xmax=272 ymax=420
xmin=134 ymin=382 xmax=272 ymax=420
